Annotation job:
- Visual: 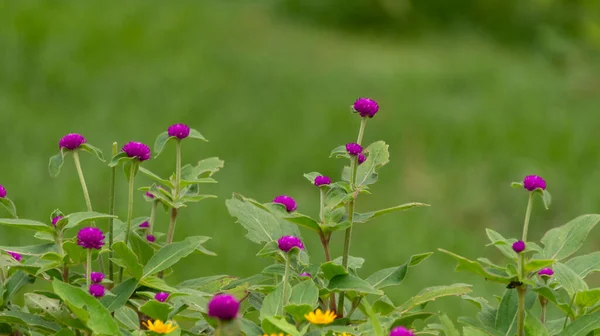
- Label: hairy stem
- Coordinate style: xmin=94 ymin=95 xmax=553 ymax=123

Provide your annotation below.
xmin=86 ymin=249 xmax=92 ymax=288
xmin=540 ymin=296 xmax=548 ymax=324
xmin=108 ymin=143 xmax=117 ymax=283
xmin=149 ymin=200 xmax=157 ymax=234
xmin=281 ymin=253 xmax=291 ymax=315
xmin=119 ymin=162 xmax=137 ymax=283
xmin=164 ymin=141 xmax=182 ymax=246
xmin=516 ymin=192 xmax=534 ymax=336
xmin=517 ymin=286 xmax=526 ymax=336
xmin=522 ymin=192 xmax=534 ymax=242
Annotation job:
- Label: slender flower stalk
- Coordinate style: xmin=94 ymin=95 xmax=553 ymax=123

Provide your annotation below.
xmin=165 ymin=141 xmax=182 ymax=246
xmin=516 ymin=192 xmax=534 ymax=336
xmin=149 ymin=199 xmax=158 ymax=234
xmin=118 ymin=162 xmax=138 ymax=283
xmin=108 ymin=143 xmax=117 ymax=283
xmin=86 ymin=249 xmax=92 ymax=287
xmin=339 ymin=117 xmax=368 ymax=317
xmin=282 ymin=253 xmax=291 ymax=314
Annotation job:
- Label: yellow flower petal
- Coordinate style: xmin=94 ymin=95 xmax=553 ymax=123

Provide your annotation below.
xmin=304 ymin=309 xmax=337 ymax=325
xmin=144 ymin=319 xmax=179 ymax=334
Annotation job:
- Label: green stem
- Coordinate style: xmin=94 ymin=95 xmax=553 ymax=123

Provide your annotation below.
xmin=540 ymin=296 xmax=548 ymax=324
xmin=119 ymin=162 xmax=137 ymax=283
xmin=522 ymin=192 xmax=534 ymax=241
xmin=319 ymin=188 xmax=325 ymax=223
xmin=361 ymin=298 xmax=383 ymax=336
xmin=517 ymin=286 xmax=526 ymax=336
xmin=149 ymin=200 xmax=157 ymax=234
xmin=86 ymin=249 xmax=92 ymax=288
xmin=175 ymin=141 xmax=182 ymax=199
xmin=56 ymin=233 xmax=69 ymax=283
xmin=517 ymin=192 xmax=534 ymax=336
xmin=281 ymin=253 xmax=291 ymax=315
xmin=564 ymin=294 xmax=576 ymax=329
xmin=108 ymin=142 xmax=117 ymax=283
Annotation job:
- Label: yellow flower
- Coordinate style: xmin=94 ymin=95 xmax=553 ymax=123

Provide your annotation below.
xmin=143 ymin=320 xmax=178 ymax=334
xmin=304 ymin=309 xmax=336 ymax=325
xmin=338 ymin=333 xmax=353 ymax=336
xmin=262 ymin=334 xmax=290 ymax=336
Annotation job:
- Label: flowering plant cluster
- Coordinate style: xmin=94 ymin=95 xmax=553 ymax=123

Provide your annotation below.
xmin=0 ymin=98 xmax=599 ymax=336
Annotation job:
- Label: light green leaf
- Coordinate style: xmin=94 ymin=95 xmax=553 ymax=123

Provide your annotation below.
xmin=142 ymin=236 xmax=208 ymax=278
xmin=438 ymin=312 xmax=460 ymax=336
xmin=553 ymin=262 xmax=588 ymax=297
xmin=141 ymin=276 xmax=177 ymax=292
xmin=4 ymin=271 xmax=34 ymax=303
xmin=113 ymin=242 xmax=143 ymax=279
xmin=458 ymin=317 xmax=504 ymax=336
xmin=177 ymin=275 xmax=234 ymax=292
xmin=438 ymin=249 xmax=512 ymax=284
xmin=63 ymin=211 xmax=117 ymax=231
xmin=0 ymin=218 xmax=54 ymax=234
xmin=123 ymin=160 xmax=140 ymax=182
xmin=320 ymin=261 xmax=348 ymax=280
xmin=80 ymin=143 xmax=105 ymax=162
xmin=181 ymin=157 xmax=224 ymax=180
xmin=263 ymin=316 xmax=301 ymax=336
xmin=115 ymin=306 xmax=139 ymax=330
xmin=495 ymin=288 xmax=541 ymax=334
xmin=48 ymin=151 xmax=65 ymax=178
xmin=52 ymin=279 xmax=121 ymax=335
xmin=63 ymin=241 xmax=84 ymax=265
xmin=153 ymin=131 xmax=173 ymax=157
xmin=575 ymin=288 xmax=600 ymax=309
xmin=533 ymin=287 xmax=574 ymax=317
xmin=525 ymin=259 xmax=555 ymax=274
xmin=108 ymin=151 xmax=132 ymax=167
xmin=330 ymin=145 xmax=350 ymax=159
xmin=0 ymin=311 xmax=59 ymax=333
xmin=524 ymin=311 xmax=549 ymax=336
xmin=372 ymin=295 xmax=396 ymax=315
xmin=138 ymin=167 xmax=173 ymax=188
xmin=290 ymin=280 xmax=319 ymax=307
xmin=559 ymin=310 xmax=600 ymax=335
xmin=100 ymin=278 xmax=138 ymax=312
xmin=366 ymin=252 xmax=432 ymax=289
xmin=353 ymin=203 xmax=430 ymax=224
xmin=283 ymin=213 xmax=322 ymax=233
xmin=333 ymin=255 xmax=365 ymax=270
xmin=260 ymin=282 xmax=291 ymax=319
xmin=226 ymin=195 xmax=283 ymax=244
xmin=354 ymin=141 xmax=390 ymax=186
xmin=541 ymin=214 xmax=600 ymax=261
xmin=485 ymin=229 xmax=518 ymax=259
xmin=397 ymin=284 xmax=472 ymax=314
xmin=565 ymin=252 xmax=600 ymax=278
xmin=285 ymin=304 xmax=313 ymax=322
xmin=188 ymin=128 xmax=208 ymax=141
xmin=55 ymin=329 xmax=76 ymax=336
xmin=0 ymin=243 xmax=57 ymax=256
xmin=130 ymin=231 xmax=155 ymax=266
xmin=0 ymin=198 xmax=17 ymax=219
xmin=328 ymin=274 xmax=383 ymax=295
xmin=539 ymin=189 xmax=552 ymax=210
xmin=392 ymin=312 xmax=435 ymax=328
xmin=303 ymin=172 xmax=321 ymax=184
xmin=140 ymin=300 xmax=172 ymax=321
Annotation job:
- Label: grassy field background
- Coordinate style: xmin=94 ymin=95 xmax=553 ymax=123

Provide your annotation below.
xmin=1 ymin=0 xmax=600 ymax=320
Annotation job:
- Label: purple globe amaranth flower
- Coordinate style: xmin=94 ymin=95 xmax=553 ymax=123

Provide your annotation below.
xmin=51 ymin=216 xmax=63 ymax=226
xmin=273 ymin=195 xmax=297 ymax=212
xmin=168 ymin=123 xmax=190 ymax=140
xmin=346 ymin=143 xmax=362 ymax=156
xmin=523 ymin=175 xmax=546 ymax=191
xmin=353 ymin=97 xmax=379 ymax=118
xmin=90 ymin=272 xmax=104 ymax=283
xmin=0 ymin=185 xmax=6 ymax=198
xmin=512 ymin=240 xmax=526 ymax=253
xmin=390 ymin=326 xmax=415 ymax=336
xmin=278 ymin=235 xmax=304 ymax=253
xmin=122 ymin=142 xmax=151 ymax=161
xmin=77 ymin=227 xmax=105 ymax=249
xmin=208 ymin=294 xmax=240 ymax=320
xmin=59 ymin=133 xmax=86 ymax=150
xmin=7 ymin=251 xmax=22 ymax=262
xmin=139 ymin=221 xmax=150 ymax=228
xmin=358 ymin=153 xmax=366 ymax=165
xmin=89 ymin=284 xmax=105 ymax=298
xmin=145 ymin=191 xmax=155 ymax=199
xmin=299 ymin=272 xmax=311 ymax=277
xmin=155 ymin=292 xmax=169 ymax=302
xmin=146 ymin=234 xmax=156 ymax=242
xmin=538 ymin=268 xmax=554 ymax=277
xmin=314 ymin=175 xmax=331 ymax=187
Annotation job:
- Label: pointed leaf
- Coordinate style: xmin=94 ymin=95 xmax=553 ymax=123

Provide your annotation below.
xmin=0 ymin=218 xmax=54 ymax=233
xmin=226 ymin=196 xmax=283 ymax=244
xmin=353 ymin=203 xmax=430 ymax=224
xmin=397 ymin=284 xmax=472 ymax=314
xmin=486 ymin=229 xmax=518 ymax=259
xmin=327 ymin=274 xmax=383 ymax=295
xmin=63 ymin=211 xmax=117 ymax=231
xmin=333 ymin=255 xmax=365 ymax=270
xmin=0 ymin=243 xmax=57 ymax=256
xmin=525 ymin=311 xmax=549 ymax=336
xmin=153 ymin=131 xmax=173 ymax=157
xmin=260 ymin=282 xmax=291 ymax=319
xmin=554 ymin=262 xmax=588 ymax=297
xmin=80 ymin=143 xmax=105 ymax=162
xmin=533 ymin=287 xmax=574 ymax=317
xmin=575 ymin=288 xmax=600 ymax=309
xmin=559 ymin=310 xmax=600 ymax=336
xmin=49 ymin=151 xmax=65 ymax=178
xmin=303 ymin=172 xmax=322 ymax=184
xmin=140 ymin=300 xmax=172 ymax=321
xmin=320 ymin=261 xmax=348 ymax=280
xmin=290 ymin=280 xmax=319 ymax=307
xmin=115 ymin=306 xmax=139 ymax=330
xmin=438 ymin=249 xmax=512 ymax=284
xmin=541 ymin=214 xmax=600 ymax=261
xmin=565 ymin=252 xmax=600 ymax=278
xmin=101 ymin=278 xmax=139 ymax=312
xmin=263 ymin=316 xmax=301 ymax=336
xmin=330 ymin=145 xmax=349 ymax=159
xmin=0 ymin=198 xmax=17 ymax=219
xmin=113 ymin=242 xmax=143 ymax=279
xmin=438 ymin=313 xmax=460 ymax=336
xmin=4 ymin=271 xmax=34 ymax=303
xmin=108 ymin=152 xmax=132 ymax=167
xmin=366 ymin=253 xmax=432 ymax=289
xmin=354 ymin=141 xmax=390 ymax=186
xmin=138 ymin=167 xmax=173 ymax=188
xmin=142 ymin=236 xmax=207 ymax=278
xmin=181 ymin=157 xmax=224 ymax=180
xmin=525 ymin=259 xmax=555 ymax=274
xmin=283 ymin=213 xmax=322 ymax=233
xmin=0 ymin=311 xmax=59 ymax=333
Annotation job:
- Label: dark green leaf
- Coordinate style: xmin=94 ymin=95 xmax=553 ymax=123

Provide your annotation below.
xmin=240 ymin=318 xmax=263 ymax=336
xmin=371 ymin=295 xmax=396 ymax=316
xmin=438 ymin=313 xmax=460 ymax=336
xmin=4 ymin=271 xmax=34 ymax=303
xmin=153 ymin=131 xmax=173 ymax=157
xmin=320 ymin=261 xmax=348 ymax=280
xmin=366 ymin=253 xmax=432 ymax=289
xmin=353 ymin=203 xmax=430 ymax=224
xmin=0 ymin=218 xmax=54 ymax=234
xmin=142 ymin=236 xmax=208 ymax=278
xmin=438 ymin=249 xmax=512 ymax=284
xmin=140 ymin=300 xmax=172 ymax=321
xmin=108 ymin=151 xmax=132 ymax=167
xmin=458 ymin=317 xmax=504 ymax=336
xmin=113 ymin=242 xmax=143 ymax=279
xmin=55 ymin=329 xmax=76 ymax=336
xmin=63 ymin=211 xmax=117 ymax=231
xmin=397 ymin=284 xmax=472 ymax=314
xmin=328 ymin=274 xmax=382 ymax=295
xmin=257 ymin=241 xmax=280 ymax=257
xmin=115 ymin=306 xmax=139 ymax=330
xmin=101 ymin=278 xmax=138 ymax=312
xmin=392 ymin=312 xmax=434 ymax=328
xmin=48 ymin=151 xmax=65 ymax=178
xmin=495 ymin=288 xmax=537 ymax=334
xmin=260 ymin=282 xmax=291 ymax=319
xmin=533 ymin=287 xmax=574 ymax=317
xmin=0 ymin=243 xmax=57 ymax=256
xmin=130 ymin=231 xmax=155 ymax=265
xmin=63 ymin=241 xmax=84 ymax=265
xmin=262 ymin=316 xmax=301 ymax=336
xmin=285 ymin=304 xmax=313 ymax=322
xmin=80 ymin=143 xmax=105 ymax=162
xmin=542 ymin=214 xmax=600 ymax=261
xmin=0 ymin=311 xmax=59 ymax=332
xmin=0 ymin=198 xmax=17 ymax=218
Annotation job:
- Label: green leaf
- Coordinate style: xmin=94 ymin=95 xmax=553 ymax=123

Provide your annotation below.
xmin=113 ymin=242 xmax=143 ymax=279
xmin=392 ymin=312 xmax=435 ymax=328
xmin=525 ymin=311 xmax=549 ymax=336
xmin=55 ymin=329 xmax=76 ymax=336
xmin=495 ymin=288 xmax=538 ymax=334
xmin=354 ymin=141 xmax=390 ymax=186
xmin=63 ymin=241 xmax=84 ymax=265
xmin=538 ymin=189 xmax=552 ymax=210
xmin=328 ymin=274 xmax=383 ymax=295
xmin=80 ymin=143 xmax=105 ymax=162
xmin=0 ymin=243 xmax=57 ymax=256
xmin=257 ymin=241 xmax=280 ymax=258
xmin=63 ymin=211 xmax=117 ymax=231
xmin=525 ymin=259 xmax=555 ymax=274
xmin=142 ymin=236 xmax=208 ymax=278
xmin=0 ymin=311 xmax=59 ymax=333
xmin=115 ymin=306 xmax=139 ymax=330
xmin=138 ymin=167 xmax=173 ymax=188
xmin=372 ymin=295 xmax=396 ymax=315
xmin=320 ymin=261 xmax=348 ymax=280
xmin=4 ymin=271 xmax=34 ymax=303
xmin=123 ymin=160 xmax=140 ymax=182
xmin=366 ymin=252 xmax=432 ymax=289
xmin=303 ymin=172 xmax=321 ymax=184
xmin=260 ymin=282 xmax=291 ymax=319
xmin=140 ymin=276 xmax=177 ymax=292
xmin=533 ymin=287 xmax=574 ymax=317
xmin=290 ymin=280 xmax=319 ymax=307
xmin=0 ymin=198 xmax=17 ymax=218
xmin=52 ymin=279 xmax=121 ymax=335
xmin=153 ymin=131 xmax=173 ymax=157
xmin=0 ymin=218 xmax=54 ymax=234
xmin=559 ymin=310 xmax=600 ymax=335
xmin=283 ymin=213 xmax=322 ymax=233
xmin=188 ymin=128 xmax=208 ymax=141
xmin=353 ymin=203 xmax=430 ymax=224
xmin=458 ymin=317 xmax=504 ymax=336
xmin=333 ymin=255 xmax=365 ymax=270
xmin=48 ymin=151 xmax=65 ymax=178
xmin=108 ymin=151 xmax=133 ymax=167
xmin=100 ymin=278 xmax=138 ymax=312
xmin=285 ymin=304 xmax=313 ymax=322
xmin=397 ymin=284 xmax=472 ymax=314
xmin=553 ymin=262 xmax=588 ymax=297
xmin=130 ymin=231 xmax=155 ymax=266
xmin=240 ymin=318 xmax=264 ymax=336
xmin=177 ymin=275 xmax=234 ymax=292
xmin=181 ymin=157 xmax=224 ymax=180
xmin=541 ymin=214 xmax=600 ymax=261
xmin=330 ymin=145 xmax=350 ymax=159
xmin=438 ymin=249 xmax=512 ymax=284
xmin=485 ymin=229 xmax=518 ymax=259
xmin=438 ymin=313 xmax=460 ymax=336
xmin=565 ymin=252 xmax=600 ymax=278
xmin=575 ymin=289 xmax=600 ymax=309
xmin=226 ymin=196 xmax=284 ymax=244
xmin=263 ymin=316 xmax=301 ymax=336
xmin=140 ymin=300 xmax=172 ymax=321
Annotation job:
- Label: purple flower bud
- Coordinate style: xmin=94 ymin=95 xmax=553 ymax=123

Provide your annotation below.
xmin=52 ymin=216 xmax=63 ymax=226
xmin=390 ymin=326 xmax=415 ymax=336
xmin=0 ymin=185 xmax=6 ymax=198
xmin=512 ymin=240 xmax=526 ymax=253
xmin=277 ymin=235 xmax=304 ymax=253
xmin=358 ymin=153 xmax=366 ymax=165
xmin=7 ymin=251 xmax=22 ymax=262
xmin=314 ymin=176 xmax=331 ymax=187
xmin=122 ymin=142 xmax=151 ymax=161
xmin=346 ymin=143 xmax=362 ymax=156
xmin=538 ymin=268 xmax=554 ymax=277
xmin=139 ymin=221 xmax=150 ymax=228
xmin=89 ymin=284 xmax=105 ymax=298
xmin=299 ymin=272 xmax=311 ymax=277
xmin=208 ymin=294 xmax=240 ymax=320
xmin=168 ymin=123 xmax=191 ymax=140
xmin=146 ymin=234 xmax=156 ymax=242
xmin=155 ymin=292 xmax=169 ymax=302
xmin=273 ymin=195 xmax=297 ymax=212
xmin=77 ymin=227 xmax=105 ymax=250
xmin=523 ymin=175 xmax=546 ymax=191
xmin=90 ymin=272 xmax=104 ymax=283
xmin=353 ymin=98 xmax=379 ymax=118
xmin=145 ymin=191 xmax=155 ymax=199
xmin=59 ymin=133 xmax=86 ymax=150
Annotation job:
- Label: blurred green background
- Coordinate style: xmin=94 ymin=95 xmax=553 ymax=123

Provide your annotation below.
xmin=1 ymin=0 xmax=600 ymax=321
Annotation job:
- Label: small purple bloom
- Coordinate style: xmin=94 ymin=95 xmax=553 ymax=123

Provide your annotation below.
xmin=7 ymin=251 xmax=22 ymax=262
xmin=168 ymin=123 xmax=191 ymax=140
xmin=122 ymin=142 xmax=151 ymax=161
xmin=0 ymin=185 xmax=6 ymax=198
xmin=59 ymin=133 xmax=86 ymax=150
xmin=208 ymin=294 xmax=240 ymax=320
xmin=278 ymin=236 xmax=304 ymax=253
xmin=512 ymin=240 xmax=526 ymax=253
xmin=145 ymin=191 xmax=155 ymax=199
xmin=52 ymin=216 xmax=63 ymax=226
xmin=538 ymin=268 xmax=554 ymax=277
xmin=299 ymin=272 xmax=311 ymax=277
xmin=77 ymin=227 xmax=105 ymax=250
xmin=353 ymin=98 xmax=379 ymax=118
xmin=390 ymin=326 xmax=414 ymax=336
xmin=346 ymin=143 xmax=362 ymax=156
xmin=155 ymin=292 xmax=169 ymax=302
xmin=146 ymin=234 xmax=156 ymax=242
xmin=358 ymin=153 xmax=366 ymax=165
xmin=314 ymin=175 xmax=331 ymax=187
xmin=523 ymin=175 xmax=546 ymax=191
xmin=273 ymin=195 xmax=297 ymax=212
xmin=139 ymin=221 xmax=150 ymax=228
xmin=89 ymin=284 xmax=105 ymax=298
xmin=90 ymin=272 xmax=104 ymax=283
